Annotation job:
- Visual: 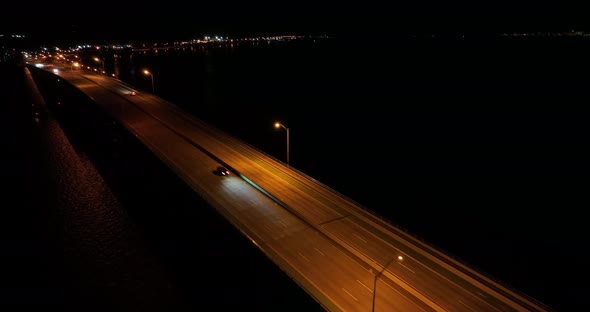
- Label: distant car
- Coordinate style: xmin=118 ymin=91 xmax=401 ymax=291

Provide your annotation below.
xmin=130 ymin=91 xmax=137 ymax=96
xmin=215 ymin=166 xmax=230 ymax=176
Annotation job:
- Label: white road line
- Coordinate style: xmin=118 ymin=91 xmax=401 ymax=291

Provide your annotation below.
xmin=352 ymin=233 xmax=367 ymax=243
xmin=398 ymin=262 xmax=415 ymax=273
xmin=357 ymin=280 xmax=373 ymax=293
xmin=381 ymin=279 xmax=430 ymax=312
xmin=313 ymin=247 xmax=325 ymax=256
xmin=297 ymin=252 xmax=310 ymax=262
xmin=342 ymin=288 xmax=359 ymax=301
xmin=397 ymin=253 xmax=497 ymax=311
xmin=459 ymin=300 xmax=479 ymax=312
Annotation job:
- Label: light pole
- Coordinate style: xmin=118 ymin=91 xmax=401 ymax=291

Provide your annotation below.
xmin=371 ymin=256 xmax=401 ymax=312
xmin=143 ymin=69 xmax=155 ymax=94
xmin=93 ymin=57 xmax=105 ymax=74
xmin=274 ymin=121 xmax=290 ymax=166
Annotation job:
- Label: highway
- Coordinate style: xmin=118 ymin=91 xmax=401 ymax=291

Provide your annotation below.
xmin=34 ymin=61 xmax=551 ymax=312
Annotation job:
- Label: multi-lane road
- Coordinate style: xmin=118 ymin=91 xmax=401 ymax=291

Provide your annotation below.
xmin=35 ymin=63 xmax=551 ymax=312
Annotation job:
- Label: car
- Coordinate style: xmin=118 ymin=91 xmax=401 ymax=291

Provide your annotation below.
xmin=130 ymin=91 xmax=137 ymax=96
xmin=215 ymin=166 xmax=230 ymax=176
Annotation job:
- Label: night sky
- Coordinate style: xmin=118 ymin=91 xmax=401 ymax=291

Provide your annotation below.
xmin=2 ymin=1 xmax=589 ymax=42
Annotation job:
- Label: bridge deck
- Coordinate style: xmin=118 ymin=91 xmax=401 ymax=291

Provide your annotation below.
xmin=44 ymin=65 xmax=551 ymax=312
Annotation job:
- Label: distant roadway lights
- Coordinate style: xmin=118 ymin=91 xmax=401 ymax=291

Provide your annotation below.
xmin=143 ymin=69 xmax=155 ymax=94
xmin=274 ymin=121 xmax=290 ymax=166
xmin=93 ymin=57 xmax=105 ymax=74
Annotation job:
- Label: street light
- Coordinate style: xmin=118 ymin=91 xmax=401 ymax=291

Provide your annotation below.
xmin=93 ymin=57 xmax=105 ymax=73
xmin=274 ymin=121 xmax=290 ymax=166
xmin=371 ymin=256 xmax=400 ymax=312
xmin=143 ymin=69 xmax=155 ymax=94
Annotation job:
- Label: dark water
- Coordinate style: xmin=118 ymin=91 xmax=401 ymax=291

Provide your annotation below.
xmin=27 ymin=36 xmax=590 ymax=311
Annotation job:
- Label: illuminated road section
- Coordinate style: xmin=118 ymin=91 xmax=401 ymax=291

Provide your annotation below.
xmin=41 ymin=64 xmax=551 ymax=312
